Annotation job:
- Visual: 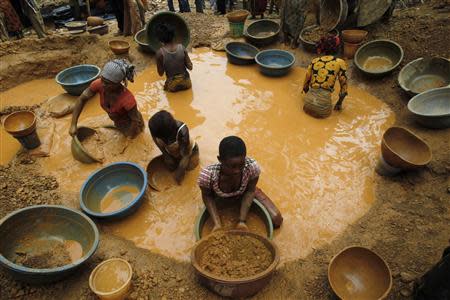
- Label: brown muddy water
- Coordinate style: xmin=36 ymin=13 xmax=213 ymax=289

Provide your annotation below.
xmin=0 ymin=49 xmax=394 ymax=262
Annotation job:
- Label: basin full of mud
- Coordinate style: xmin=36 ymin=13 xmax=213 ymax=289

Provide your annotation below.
xmin=195 ymin=232 xmax=275 ymax=279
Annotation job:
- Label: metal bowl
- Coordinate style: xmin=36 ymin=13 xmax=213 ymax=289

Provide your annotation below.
xmin=225 ymin=42 xmax=259 ymax=65
xmin=299 ymin=25 xmax=339 ymax=53
xmin=354 ymin=39 xmax=404 ymax=77
xmin=398 ymin=57 xmax=450 ymax=96
xmin=381 ymin=126 xmax=432 ymax=170
xmin=255 ymin=49 xmax=295 ymax=77
xmin=244 ymin=20 xmax=280 ymax=47
xmin=134 ymin=29 xmax=152 ymax=53
xmin=80 ymin=162 xmax=147 ymax=219
xmin=191 ymin=230 xmax=279 ymax=298
xmin=65 ymin=21 xmax=87 ymax=32
xmin=0 ymin=205 xmax=99 ymax=284
xmin=109 ymin=39 xmax=130 ymax=55
xmin=71 ymin=127 xmax=102 ymax=164
xmin=407 ymin=87 xmax=450 ymax=129
xmin=145 ymin=11 xmax=190 ymax=53
xmin=328 ymin=246 xmax=392 ymax=300
xmin=194 ymin=199 xmax=274 ymax=241
xmin=319 ymin=0 xmax=348 ymax=30
xmin=55 ymin=64 xmax=101 ymax=96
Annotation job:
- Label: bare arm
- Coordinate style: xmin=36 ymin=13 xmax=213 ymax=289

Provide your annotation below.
xmin=126 ymin=106 xmax=143 ymax=138
xmin=184 ymin=48 xmax=193 ymax=71
xmin=200 ymin=187 xmax=221 ymax=230
xmin=156 ymin=49 xmax=165 ymax=76
xmin=69 ymin=87 xmax=96 ymax=136
xmin=239 ymin=177 xmax=258 ymax=225
xmin=302 ymin=64 xmax=312 ymax=93
xmin=174 ymin=125 xmax=191 ymax=184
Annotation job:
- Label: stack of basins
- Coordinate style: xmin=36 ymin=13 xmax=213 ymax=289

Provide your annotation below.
xmin=342 ymin=29 xmax=367 ymax=59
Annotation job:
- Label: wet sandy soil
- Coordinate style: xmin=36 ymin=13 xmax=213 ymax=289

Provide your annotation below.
xmin=0 ymin=2 xmax=449 ymax=300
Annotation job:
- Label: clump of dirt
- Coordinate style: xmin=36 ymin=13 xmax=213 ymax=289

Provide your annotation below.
xmin=302 ymin=26 xmax=332 ymax=43
xmin=13 ymin=239 xmax=72 ymax=269
xmin=367 ymin=4 xmax=450 ymax=64
xmin=198 ymin=232 xmax=273 ymax=279
xmin=0 ymin=163 xmax=60 ymax=219
xmin=81 ymin=132 xmax=104 ymax=161
xmin=181 ymin=12 xmax=229 ymax=48
xmin=0 ymin=105 xmax=39 ymax=116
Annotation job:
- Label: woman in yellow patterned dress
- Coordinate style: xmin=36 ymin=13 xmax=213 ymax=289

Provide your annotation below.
xmin=302 ymin=37 xmax=348 ymax=118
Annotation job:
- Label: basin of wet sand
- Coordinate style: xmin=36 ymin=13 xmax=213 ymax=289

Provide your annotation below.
xmin=0 ymin=49 xmax=394 ymax=262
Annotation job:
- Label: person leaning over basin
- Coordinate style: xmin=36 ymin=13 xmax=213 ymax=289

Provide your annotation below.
xmin=148 ymin=110 xmax=199 ymax=184
xmin=302 ymin=35 xmax=348 ymax=119
xmin=155 ymin=22 xmax=193 ymax=93
xmin=69 ymin=59 xmax=144 ymax=139
xmin=198 ymin=136 xmax=283 ymax=232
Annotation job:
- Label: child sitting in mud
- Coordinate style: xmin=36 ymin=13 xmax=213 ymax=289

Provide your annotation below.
xmin=149 ymin=110 xmax=199 ymax=184
xmin=155 ymin=23 xmax=193 ymax=92
xmin=198 ymin=136 xmax=283 ymax=231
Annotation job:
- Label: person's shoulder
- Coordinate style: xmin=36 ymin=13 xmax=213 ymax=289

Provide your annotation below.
xmin=120 ymin=88 xmax=137 ymax=110
xmin=89 ymin=78 xmax=102 ymax=91
xmin=245 ymin=157 xmax=260 ymax=174
xmin=198 ymin=163 xmax=219 ymax=187
xmin=335 ymin=58 xmax=348 ymax=71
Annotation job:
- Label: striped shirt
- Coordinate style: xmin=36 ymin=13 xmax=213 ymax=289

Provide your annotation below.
xmin=197 ymin=157 xmax=260 ymax=198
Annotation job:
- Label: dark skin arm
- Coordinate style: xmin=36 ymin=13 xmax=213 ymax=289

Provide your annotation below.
xmin=200 ymin=187 xmax=222 ymax=231
xmin=125 ymin=106 xmax=142 ymax=139
xmin=237 ymin=177 xmax=258 ymax=230
xmin=173 ymin=125 xmax=191 ymax=184
xmin=156 ymin=49 xmax=165 ymax=76
xmin=184 ymin=48 xmax=193 ymax=70
xmin=69 ymin=87 xmax=96 ymax=136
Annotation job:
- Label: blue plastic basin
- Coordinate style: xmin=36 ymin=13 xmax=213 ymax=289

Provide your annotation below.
xmin=55 ymin=64 xmax=101 ymax=96
xmin=255 ymin=49 xmax=295 ymax=77
xmin=0 ymin=205 xmax=99 ymax=284
xmin=80 ymin=162 xmax=147 ymax=219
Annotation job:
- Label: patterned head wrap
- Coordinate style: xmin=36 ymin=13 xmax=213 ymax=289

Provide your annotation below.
xmin=316 ymin=35 xmax=341 ymax=55
xmin=101 ymin=59 xmax=136 ymax=85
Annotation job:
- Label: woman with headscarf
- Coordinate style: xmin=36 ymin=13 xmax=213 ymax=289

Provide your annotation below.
xmin=302 ymin=36 xmax=348 ymax=118
xmin=69 ymin=59 xmax=144 ymax=138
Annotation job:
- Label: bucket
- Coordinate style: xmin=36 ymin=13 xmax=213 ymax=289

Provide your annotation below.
xmin=343 ymin=41 xmax=361 ymax=59
xmin=375 ymin=155 xmax=401 ymax=177
xmin=3 ymin=111 xmax=41 ymax=150
xmin=229 ymin=21 xmax=245 ymax=38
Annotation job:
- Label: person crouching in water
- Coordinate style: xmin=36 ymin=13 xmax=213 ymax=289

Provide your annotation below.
xmin=149 ymin=110 xmax=199 ymax=184
xmin=155 ymin=23 xmax=193 ymax=92
xmin=69 ymin=59 xmax=144 ymax=138
xmin=302 ymin=35 xmax=348 ymax=118
xmin=198 ymin=136 xmax=283 ymax=232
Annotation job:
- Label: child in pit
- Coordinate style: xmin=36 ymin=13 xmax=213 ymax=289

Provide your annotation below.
xmin=155 ymin=22 xmax=193 ymax=92
xmin=198 ymin=136 xmax=283 ymax=231
xmin=149 ymin=110 xmax=199 ymax=184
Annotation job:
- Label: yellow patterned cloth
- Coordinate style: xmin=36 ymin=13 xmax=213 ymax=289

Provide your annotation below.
xmin=303 ymin=55 xmax=348 ymax=95
xmin=164 ymin=74 xmax=192 ymax=92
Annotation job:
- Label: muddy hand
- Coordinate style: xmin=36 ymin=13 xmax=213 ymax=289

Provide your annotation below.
xmin=236 ymin=221 xmax=248 ymax=231
xmin=212 ymin=224 xmax=222 ymax=232
xmin=69 ymin=125 xmax=77 ymax=137
xmin=174 ymin=168 xmax=185 ymax=185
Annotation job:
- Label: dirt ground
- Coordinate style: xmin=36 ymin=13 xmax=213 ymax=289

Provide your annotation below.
xmin=1 ymin=1 xmax=450 ymax=299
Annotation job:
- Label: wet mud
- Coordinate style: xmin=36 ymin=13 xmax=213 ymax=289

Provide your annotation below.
xmin=0 ymin=49 xmax=394 ymax=263
xmin=198 ymin=232 xmax=273 ymax=279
